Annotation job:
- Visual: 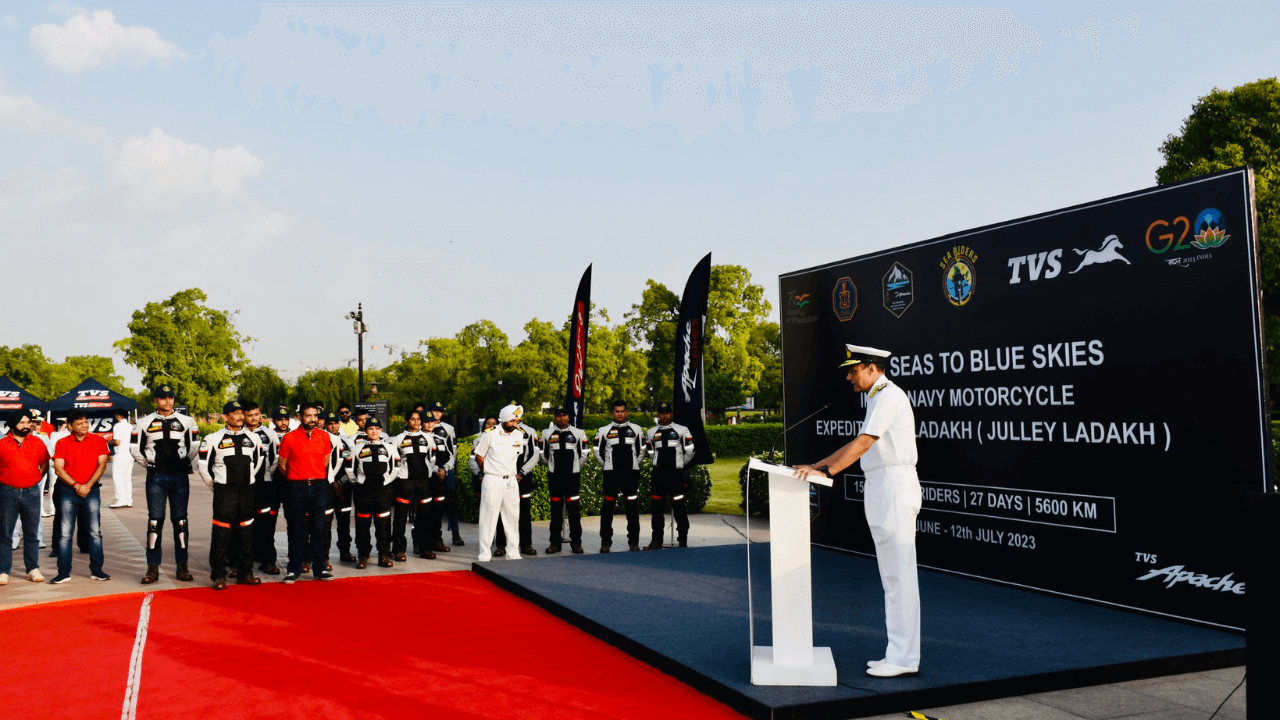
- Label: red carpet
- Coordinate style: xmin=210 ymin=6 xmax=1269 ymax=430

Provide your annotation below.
xmin=1 ymin=571 xmax=747 ymax=720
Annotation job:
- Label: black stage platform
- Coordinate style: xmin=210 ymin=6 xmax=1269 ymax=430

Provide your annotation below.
xmin=473 ymin=544 xmax=1244 ymax=720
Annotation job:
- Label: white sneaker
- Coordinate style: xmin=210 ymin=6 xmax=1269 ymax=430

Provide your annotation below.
xmin=28 ymin=569 xmax=44 ymax=582
xmin=0 ymin=573 xmax=7 ymax=585
xmin=867 ymin=659 xmax=887 ymax=668
xmin=477 ymin=554 xmax=492 ymax=562
xmin=865 ymin=663 xmax=918 ymax=678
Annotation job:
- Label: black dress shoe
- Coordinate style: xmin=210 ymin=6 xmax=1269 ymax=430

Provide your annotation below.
xmin=571 ymin=545 xmax=584 ymax=554
xmin=141 ymin=566 xmax=160 ymax=584
xmin=356 ymin=557 xmax=369 ymax=569
xmin=301 ymin=563 xmax=311 ymax=574
xmin=493 ymin=548 xmax=506 ymax=557
xmin=642 ymin=542 xmax=664 ymax=551
xmin=260 ymin=564 xmax=281 ymax=575
xmin=520 ymin=546 xmax=537 ymax=556
xmin=175 ymin=564 xmax=194 ymax=582
xmin=394 ymin=553 xmax=407 ymax=562
xmin=340 ymin=552 xmax=357 ymax=563
xmin=227 ymin=568 xmax=239 ymax=578
xmin=452 ymin=533 xmax=465 ymax=546
xmin=378 ymin=555 xmax=395 ymax=568
xmin=236 ymin=573 xmax=262 ymax=586
xmin=431 ymin=542 xmax=451 ymax=553
xmin=213 ymin=578 xmax=227 ymax=590
xmin=629 ymin=544 xmax=641 ymax=552
xmin=678 ymin=540 xmax=688 ymax=548
xmin=545 ymin=546 xmax=561 ymax=554
xmin=599 ymin=545 xmax=610 ymax=554
xmin=419 ymin=550 xmax=437 ymax=559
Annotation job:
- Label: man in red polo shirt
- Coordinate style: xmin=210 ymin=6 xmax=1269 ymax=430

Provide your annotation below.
xmin=277 ymin=402 xmax=338 ymax=584
xmin=0 ymin=409 xmax=51 ymax=584
xmin=50 ymin=409 xmax=111 ymax=584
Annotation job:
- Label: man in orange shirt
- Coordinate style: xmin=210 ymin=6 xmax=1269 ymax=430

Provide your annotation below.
xmin=0 ymin=409 xmax=51 ymax=584
xmin=277 ymin=402 xmax=337 ymax=584
xmin=50 ymin=410 xmax=111 ymax=584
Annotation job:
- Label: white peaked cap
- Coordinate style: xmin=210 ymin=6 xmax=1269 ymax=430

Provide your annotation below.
xmin=840 ymin=343 xmax=892 ymax=368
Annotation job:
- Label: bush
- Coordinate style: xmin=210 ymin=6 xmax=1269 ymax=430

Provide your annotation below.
xmin=738 ymin=460 xmax=771 ymax=517
xmin=453 ymin=439 xmax=712 ymax=522
xmin=197 ymin=422 xmax=222 ymax=437
xmin=705 ymin=423 xmax=783 ymax=458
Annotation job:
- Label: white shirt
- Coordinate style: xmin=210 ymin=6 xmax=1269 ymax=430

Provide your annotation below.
xmin=860 ymin=376 xmax=918 ymax=473
xmin=112 ymin=419 xmax=133 ymax=456
xmin=472 ymin=426 xmax=528 ymax=478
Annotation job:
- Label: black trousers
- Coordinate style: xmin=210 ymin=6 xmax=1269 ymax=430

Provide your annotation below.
xmin=650 ymin=470 xmax=690 ymax=544
xmin=422 ymin=473 xmax=453 ymax=549
xmin=600 ymin=470 xmax=640 ymax=547
xmin=392 ymin=476 xmax=429 ymax=554
xmin=210 ymin=484 xmax=256 ymax=580
xmin=547 ymin=472 xmax=582 ymax=547
xmin=251 ymin=478 xmax=280 ymax=566
xmin=327 ymin=478 xmax=353 ymax=555
xmin=517 ymin=474 xmax=534 ymax=548
xmin=353 ymin=482 xmax=393 ymax=558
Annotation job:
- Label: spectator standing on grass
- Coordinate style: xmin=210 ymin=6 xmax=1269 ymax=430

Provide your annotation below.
xmin=50 ymin=410 xmax=111 ymax=584
xmin=0 ymin=409 xmax=51 ymax=584
xmin=109 ymin=408 xmax=134 ymax=508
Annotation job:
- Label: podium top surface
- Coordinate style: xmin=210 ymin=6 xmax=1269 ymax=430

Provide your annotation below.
xmin=748 ymin=458 xmax=834 ymax=487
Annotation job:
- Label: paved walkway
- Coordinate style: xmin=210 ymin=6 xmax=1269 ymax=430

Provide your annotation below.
xmin=0 ymin=464 xmax=1247 ymax=719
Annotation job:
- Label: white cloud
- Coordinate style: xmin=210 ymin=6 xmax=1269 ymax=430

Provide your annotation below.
xmin=168 ymin=204 xmax=299 ymax=255
xmin=116 ymin=128 xmax=263 ymax=207
xmin=0 ymin=69 xmax=104 ymax=142
xmin=4 ymin=15 xmax=18 ymax=29
xmin=31 ymin=9 xmax=185 ymax=73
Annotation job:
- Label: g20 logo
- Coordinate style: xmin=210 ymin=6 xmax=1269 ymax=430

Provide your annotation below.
xmin=1145 ymin=209 xmax=1229 ymax=254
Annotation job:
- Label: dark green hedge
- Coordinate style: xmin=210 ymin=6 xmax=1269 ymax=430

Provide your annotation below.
xmin=705 ymin=424 xmax=783 ymax=458
xmin=453 ymin=440 xmax=711 ymax=523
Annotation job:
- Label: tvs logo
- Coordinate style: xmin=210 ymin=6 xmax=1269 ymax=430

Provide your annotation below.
xmin=1068 ymin=235 xmax=1130 ymax=274
xmin=571 ymin=302 xmax=586 ymax=400
xmin=881 ymin=262 xmax=913 ymax=318
xmin=1146 ymin=209 xmax=1229 ymax=267
xmin=1137 ymin=564 xmax=1245 ymax=595
xmin=785 ymin=289 xmax=817 ymax=324
xmin=941 ymin=245 xmax=977 ymax=307
xmin=1007 ymin=235 xmax=1132 ymax=284
xmin=832 ymin=277 xmax=857 ymax=322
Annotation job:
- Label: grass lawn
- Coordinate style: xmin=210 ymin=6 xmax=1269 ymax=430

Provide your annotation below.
xmin=702 ymin=455 xmax=750 ymax=515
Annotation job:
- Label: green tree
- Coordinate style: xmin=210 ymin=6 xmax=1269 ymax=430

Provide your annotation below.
xmin=1157 ymin=77 xmax=1280 ymax=380
xmin=706 ymin=264 xmax=772 ymax=397
xmin=0 ymin=345 xmax=132 ymax=400
xmin=114 ymin=288 xmax=251 ymax=415
xmin=291 ymin=367 xmax=360 ymax=411
xmin=751 ymin=322 xmax=782 ymax=412
xmin=705 ymin=372 xmax=745 ymax=418
xmin=235 ymin=365 xmax=290 ymax=409
xmin=624 ymin=281 xmax=681 ymax=403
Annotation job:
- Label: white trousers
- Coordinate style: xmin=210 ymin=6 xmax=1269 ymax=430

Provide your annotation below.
xmin=477 ymin=474 xmax=522 ymax=562
xmin=112 ymin=455 xmax=133 ymax=505
xmin=864 ymin=464 xmax=923 ymax=668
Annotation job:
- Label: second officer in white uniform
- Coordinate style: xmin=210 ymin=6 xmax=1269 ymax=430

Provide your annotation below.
xmin=797 ymin=344 xmax=922 ymax=678
xmin=472 ymin=405 xmax=529 ymax=562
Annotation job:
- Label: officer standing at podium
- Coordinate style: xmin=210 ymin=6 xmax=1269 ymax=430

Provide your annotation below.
xmin=796 ymin=344 xmax=922 ymax=679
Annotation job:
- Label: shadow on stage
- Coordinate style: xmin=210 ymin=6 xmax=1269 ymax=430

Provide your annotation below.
xmin=473 ymin=543 xmax=1243 ymax=720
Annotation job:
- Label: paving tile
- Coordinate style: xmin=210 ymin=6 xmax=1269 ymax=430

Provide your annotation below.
xmin=1129 ymin=673 xmax=1247 ymax=720
xmin=910 ymin=696 xmax=1087 ymax=720
xmin=1110 ymin=708 xmax=1227 ymax=720
xmin=1026 ymin=684 xmax=1183 ymax=719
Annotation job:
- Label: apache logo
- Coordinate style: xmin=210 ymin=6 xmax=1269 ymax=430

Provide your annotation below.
xmin=571 ymin=302 xmax=586 ymax=400
xmin=680 ymin=316 xmax=702 ymax=402
xmin=1136 ymin=564 xmax=1245 ymax=595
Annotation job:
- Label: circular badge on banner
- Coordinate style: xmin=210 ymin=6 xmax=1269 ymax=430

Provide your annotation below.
xmin=943 ymin=246 xmax=977 ymax=307
xmin=1191 ymin=208 xmax=1230 ymax=250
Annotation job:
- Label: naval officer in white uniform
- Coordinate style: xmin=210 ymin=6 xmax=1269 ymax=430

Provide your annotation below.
xmin=797 ymin=343 xmax=922 ymax=678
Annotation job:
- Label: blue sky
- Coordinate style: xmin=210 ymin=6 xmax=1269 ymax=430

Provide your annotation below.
xmin=1 ymin=1 xmax=1277 ymax=390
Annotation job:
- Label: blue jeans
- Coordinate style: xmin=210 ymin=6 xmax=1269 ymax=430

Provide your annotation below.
xmin=0 ymin=483 xmax=43 ymax=574
xmin=56 ymin=484 xmax=103 ymax=576
xmin=283 ymin=481 xmax=328 ymax=577
xmin=145 ymin=471 xmax=190 ymax=566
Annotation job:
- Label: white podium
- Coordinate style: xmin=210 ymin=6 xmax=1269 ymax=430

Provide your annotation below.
xmin=747 ymin=458 xmax=838 ymax=686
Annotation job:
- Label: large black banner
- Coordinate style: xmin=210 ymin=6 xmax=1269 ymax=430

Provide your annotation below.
xmin=674 ymin=253 xmax=714 ymax=465
xmin=564 ymin=265 xmax=591 ymax=429
xmin=780 ymin=168 xmax=1265 ymax=629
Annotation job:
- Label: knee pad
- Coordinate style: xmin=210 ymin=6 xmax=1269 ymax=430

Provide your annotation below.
xmin=147 ymin=518 xmax=164 ymax=549
xmin=175 ymin=517 xmax=189 ymax=549
xmin=567 ymin=496 xmax=580 ymax=503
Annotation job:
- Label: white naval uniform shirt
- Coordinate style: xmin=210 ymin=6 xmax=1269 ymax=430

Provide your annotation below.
xmin=859 ymin=376 xmax=918 ymax=474
xmin=471 ymin=426 xmax=528 ymax=478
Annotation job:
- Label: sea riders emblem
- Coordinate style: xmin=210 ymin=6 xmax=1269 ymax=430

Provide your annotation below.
xmin=941 ymin=245 xmax=977 ymax=307
xmin=832 ymin=277 xmax=857 ymax=322
xmin=882 ymin=262 xmax=913 ymax=318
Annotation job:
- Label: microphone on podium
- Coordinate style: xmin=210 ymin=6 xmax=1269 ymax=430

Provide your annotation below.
xmin=767 ymin=403 xmax=831 ymax=465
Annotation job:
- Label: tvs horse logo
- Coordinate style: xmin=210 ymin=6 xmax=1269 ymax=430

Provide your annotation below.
xmin=1069 ymin=235 xmax=1130 ymax=274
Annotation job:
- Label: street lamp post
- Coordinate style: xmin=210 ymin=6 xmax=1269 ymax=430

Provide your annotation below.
xmin=346 ymin=304 xmax=368 ymax=401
